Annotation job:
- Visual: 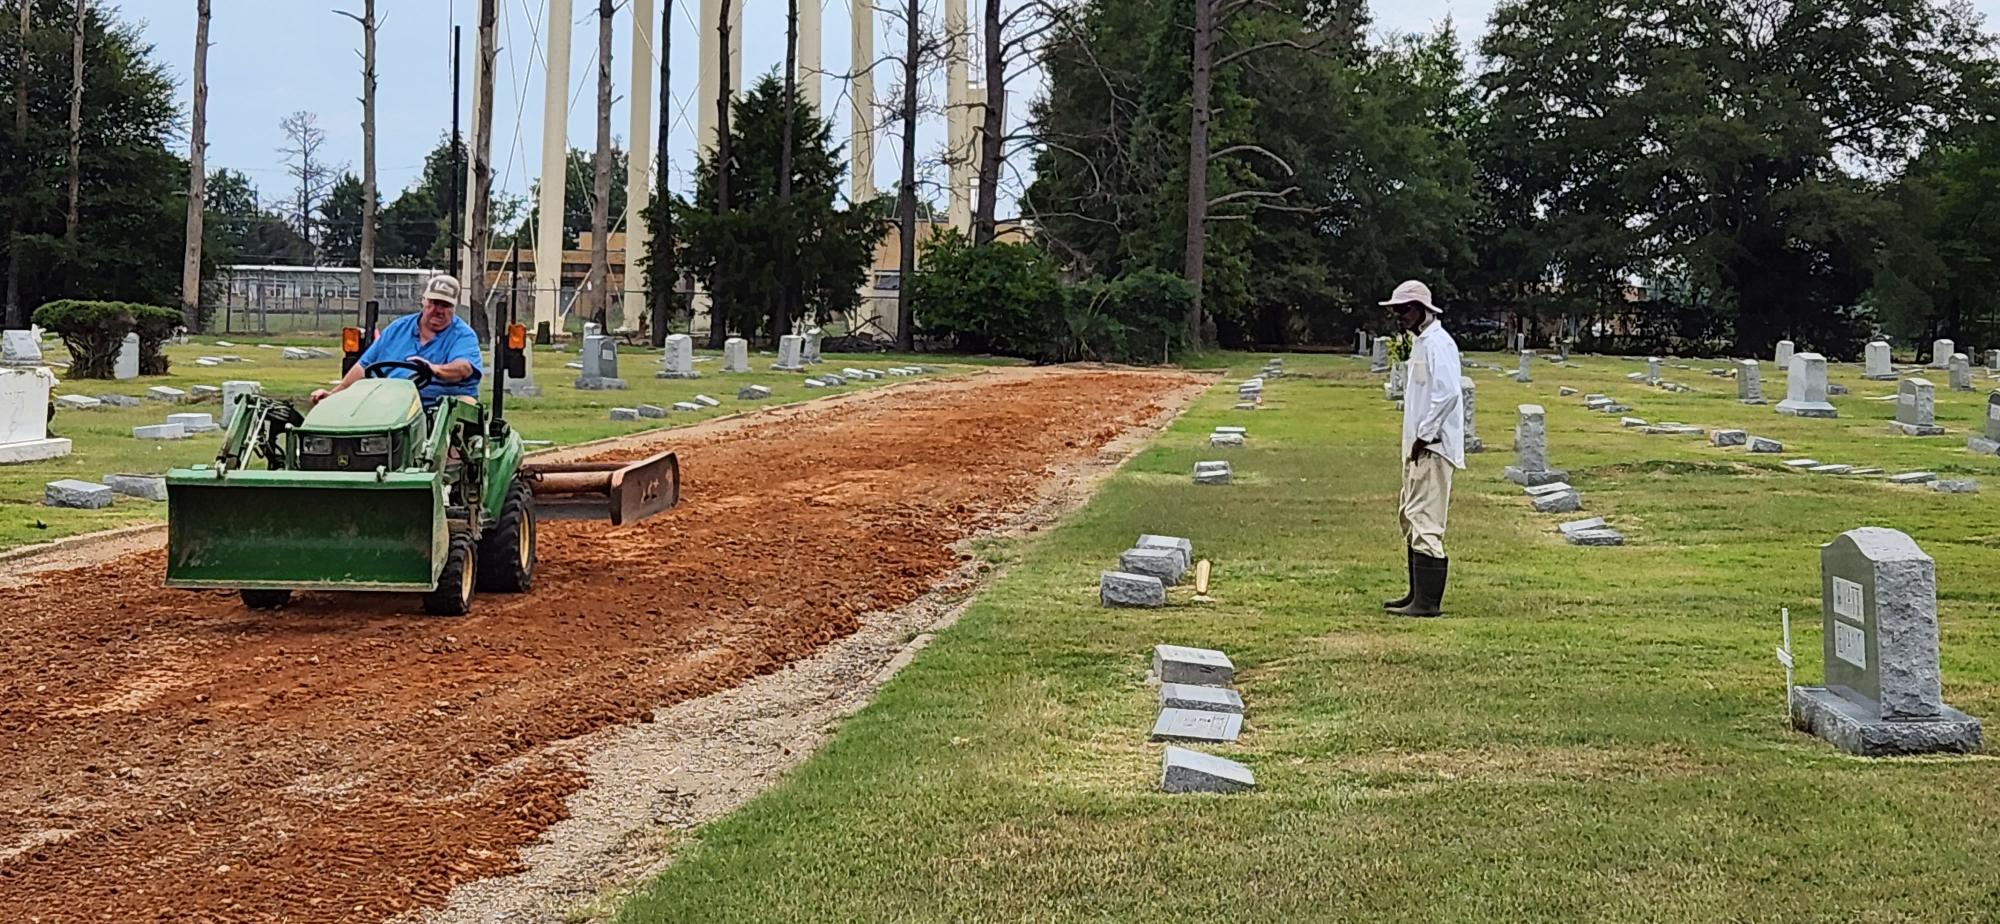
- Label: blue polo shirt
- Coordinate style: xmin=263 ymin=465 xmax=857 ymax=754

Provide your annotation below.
xmin=359 ymin=312 xmax=484 ymax=403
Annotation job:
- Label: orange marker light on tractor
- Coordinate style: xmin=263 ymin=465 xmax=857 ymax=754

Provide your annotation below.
xmin=342 ymin=327 xmax=362 ymax=354
xmin=507 ymin=324 xmax=527 ymax=351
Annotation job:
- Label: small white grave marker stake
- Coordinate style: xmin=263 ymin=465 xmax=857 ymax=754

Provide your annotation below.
xmin=1775 ymin=607 xmax=1794 ymax=713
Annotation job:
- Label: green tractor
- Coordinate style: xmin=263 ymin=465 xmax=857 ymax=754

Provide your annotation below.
xmin=163 ymin=325 xmax=679 ymax=614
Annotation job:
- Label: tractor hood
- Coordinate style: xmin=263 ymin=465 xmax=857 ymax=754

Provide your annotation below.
xmin=304 ymin=379 xmax=424 ymax=434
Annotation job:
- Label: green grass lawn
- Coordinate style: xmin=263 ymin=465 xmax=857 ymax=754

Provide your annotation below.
xmin=2 ymin=336 xmax=1014 ymax=552
xmin=614 ymin=350 xmax=2000 ymax=923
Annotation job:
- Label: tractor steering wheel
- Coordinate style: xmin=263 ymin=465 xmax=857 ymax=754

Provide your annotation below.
xmin=363 ymin=359 xmax=436 ymax=389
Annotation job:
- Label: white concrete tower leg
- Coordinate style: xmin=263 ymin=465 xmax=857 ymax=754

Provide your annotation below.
xmin=533 ymin=0 xmax=575 ymax=335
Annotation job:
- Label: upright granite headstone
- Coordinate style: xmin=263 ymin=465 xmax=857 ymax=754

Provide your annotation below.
xmin=1775 ymin=353 xmax=1837 ymax=418
xmin=1516 ymin=350 xmax=1533 ymax=383
xmin=1503 ymin=404 xmax=1568 ymax=486
xmin=1775 ymin=339 xmax=1795 ymax=372
xmin=1949 ymin=353 xmax=1973 ymax=392
xmin=220 ymin=380 xmax=260 ymax=429
xmin=803 ymin=328 xmax=824 ymax=364
xmin=0 ymin=329 xmax=42 ymax=364
xmin=114 ymin=333 xmax=139 ymax=380
xmin=1988 ymin=349 xmax=2000 ymax=372
xmin=574 ymin=334 xmax=628 ymax=389
xmin=1969 ymin=392 xmax=2000 ymax=455
xmin=1385 ymin=361 xmax=1406 ymax=401
xmin=658 ymin=333 xmax=699 ymax=379
xmin=1737 ymin=359 xmax=1764 ymax=404
xmin=723 ymin=337 xmax=751 ymax=373
xmin=1791 ymin=528 xmax=1982 ymax=755
xmin=1370 ymin=337 xmax=1389 ymax=373
xmin=1462 ymin=380 xmax=1482 ymax=453
xmin=1356 ymin=329 xmax=1368 ymax=356
xmin=1892 ymin=378 xmax=1944 ymax=436
xmin=774 ymin=334 xmax=806 ymax=371
xmin=1933 ymin=338 xmax=1955 ymax=368
xmin=1864 ymin=341 xmax=1895 ymax=380
xmin=1647 ymin=357 xmax=1661 ymax=383
xmin=0 ymin=366 xmax=71 ymax=463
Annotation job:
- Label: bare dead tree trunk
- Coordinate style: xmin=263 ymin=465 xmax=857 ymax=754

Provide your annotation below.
xmin=466 ymin=0 xmax=497 ymax=336
xmin=775 ymin=0 xmax=796 ymax=338
xmin=180 ymin=0 xmax=210 ymax=331
xmin=589 ymin=0 xmax=613 ymax=325
xmin=707 ymin=0 xmax=734 ymax=348
xmin=64 ymin=0 xmax=84 ymax=245
xmin=1182 ymin=0 xmax=1214 ymax=348
xmin=4 ymin=0 xmax=27 ymax=327
xmin=972 ymin=0 xmax=1002 ymax=245
xmin=650 ymin=0 xmax=674 ymax=347
xmin=895 ymin=0 xmax=920 ymax=352
xmin=357 ymin=0 xmax=378 ymax=319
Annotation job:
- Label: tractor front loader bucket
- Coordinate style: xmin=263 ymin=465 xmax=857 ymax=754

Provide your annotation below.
xmin=524 ymin=451 xmax=680 ymax=526
xmin=164 ymin=470 xmax=447 ymax=591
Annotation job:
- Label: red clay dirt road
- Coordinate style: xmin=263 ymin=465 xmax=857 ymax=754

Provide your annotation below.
xmin=0 ymin=367 xmax=1197 ymax=923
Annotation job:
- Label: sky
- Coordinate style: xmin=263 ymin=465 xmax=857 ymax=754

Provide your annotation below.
xmin=110 ymin=0 xmax=2000 ymax=222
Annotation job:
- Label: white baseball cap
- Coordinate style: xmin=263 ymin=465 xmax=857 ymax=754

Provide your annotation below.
xmin=422 ymin=274 xmax=463 ymax=308
xmin=1380 ymin=280 xmax=1440 ymax=313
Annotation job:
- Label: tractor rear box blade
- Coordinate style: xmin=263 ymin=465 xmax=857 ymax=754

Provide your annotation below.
xmin=164 ymin=469 xmax=447 ymax=591
xmin=525 ymin=451 xmax=679 ymax=526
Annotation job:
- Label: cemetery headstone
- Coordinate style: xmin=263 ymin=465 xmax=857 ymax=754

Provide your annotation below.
xmin=1747 ymin=435 xmax=1782 ymax=453
xmin=1153 ymin=644 xmax=1234 ymax=685
xmin=44 ymin=478 xmax=113 ymax=509
xmin=1099 ymin=571 xmax=1165 ymax=607
xmin=1385 ymin=362 xmax=1406 ymax=401
xmin=1356 ymin=329 xmax=1369 ymax=355
xmin=53 ymin=393 xmax=99 ymax=410
xmin=1160 ymin=747 xmax=1255 ymax=794
xmin=1933 ymin=338 xmax=1955 ymax=368
xmin=220 ymin=380 xmax=260 ymax=429
xmin=1931 ymin=479 xmax=1980 ymax=494
xmin=574 ymin=334 xmax=628 ymax=389
xmin=1775 ymin=353 xmax=1838 ymax=418
xmin=115 ymin=333 xmax=139 ymax=380
xmin=803 ymin=328 xmax=823 ymax=364
xmin=1370 ymin=337 xmax=1389 ymax=373
xmin=738 ymin=384 xmax=773 ymax=400
xmin=1950 ymin=353 xmax=1973 ymax=392
xmin=1461 ymin=380 xmax=1482 ymax=453
xmin=102 ymin=473 xmax=167 ymax=501
xmin=1891 ymin=378 xmax=1945 ymax=436
xmin=1120 ymin=547 xmax=1186 ymax=584
xmin=672 ymin=401 xmax=702 ymax=412
xmin=1968 ymin=392 xmax=2000 ymax=455
xmin=658 ymin=333 xmax=700 ymax=379
xmin=1737 ymin=359 xmax=1764 ymax=404
xmin=0 ymin=367 xmax=71 ymax=463
xmin=1711 ymin=429 xmax=1747 ymax=447
xmin=1517 ymin=350 xmax=1533 ymax=383
xmin=1 ymin=328 xmax=42 ymax=364
xmin=1193 ymin=460 xmax=1232 ymax=485
xmin=608 ymin=407 xmax=641 ymax=421
xmin=1159 ymin=683 xmax=1244 ymax=714
xmin=774 ymin=334 xmax=806 ymax=371
xmin=1790 ymin=527 xmax=1982 ymax=755
xmin=166 ymin=412 xmax=217 ymax=433
xmin=723 ymin=337 xmax=751 ymax=373
xmin=506 ymin=344 xmax=541 ymax=397
xmin=133 ymin=423 xmax=186 ymax=440
xmin=1149 ymin=709 xmax=1243 ymax=744
xmin=637 ymin=404 xmax=669 ymax=418
xmin=1647 ymin=357 xmax=1661 ymax=383
xmin=1864 ymin=341 xmax=1895 ymax=380
xmin=1775 ymin=340 xmax=1795 ymax=371
xmin=1989 ymin=349 xmax=2000 ymax=372
xmin=1503 ymin=404 xmax=1568 ymax=486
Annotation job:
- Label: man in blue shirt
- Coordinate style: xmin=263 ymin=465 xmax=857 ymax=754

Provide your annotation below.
xmin=312 ymin=274 xmax=484 ymax=407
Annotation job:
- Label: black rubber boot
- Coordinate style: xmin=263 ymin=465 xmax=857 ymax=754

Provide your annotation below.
xmin=1386 ymin=553 xmax=1448 ymax=617
xmin=1382 ymin=548 xmax=1415 ymax=611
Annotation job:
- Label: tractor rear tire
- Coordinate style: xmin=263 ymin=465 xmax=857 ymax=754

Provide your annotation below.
xmin=476 ymin=478 xmax=536 ymax=593
xmin=423 ymin=531 xmax=478 ymax=616
xmin=240 ymin=589 xmax=293 ymax=610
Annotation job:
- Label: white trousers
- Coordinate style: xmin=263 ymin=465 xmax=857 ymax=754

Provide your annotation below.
xmin=1398 ymin=451 xmax=1454 ymax=558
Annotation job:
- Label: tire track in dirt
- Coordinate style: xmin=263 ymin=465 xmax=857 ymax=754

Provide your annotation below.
xmin=0 ymin=367 xmax=1196 ymax=923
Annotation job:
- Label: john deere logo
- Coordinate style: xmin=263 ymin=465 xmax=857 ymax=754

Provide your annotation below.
xmin=337 ymin=453 xmax=351 ymax=468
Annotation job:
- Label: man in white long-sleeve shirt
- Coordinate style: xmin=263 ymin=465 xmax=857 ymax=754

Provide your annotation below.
xmin=1380 ymin=280 xmax=1463 ymax=617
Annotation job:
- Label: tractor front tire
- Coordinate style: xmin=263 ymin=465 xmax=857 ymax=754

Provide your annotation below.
xmin=240 ymin=589 xmax=293 ymax=610
xmin=423 ymin=531 xmax=478 ymax=616
xmin=476 ymin=478 xmax=536 ymax=593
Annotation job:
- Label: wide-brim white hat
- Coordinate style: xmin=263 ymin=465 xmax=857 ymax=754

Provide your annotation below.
xmin=1380 ymin=280 xmax=1440 ymax=313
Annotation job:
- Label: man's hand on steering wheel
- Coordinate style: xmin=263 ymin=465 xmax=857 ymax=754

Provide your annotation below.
xmin=361 ymin=358 xmax=438 ymax=388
